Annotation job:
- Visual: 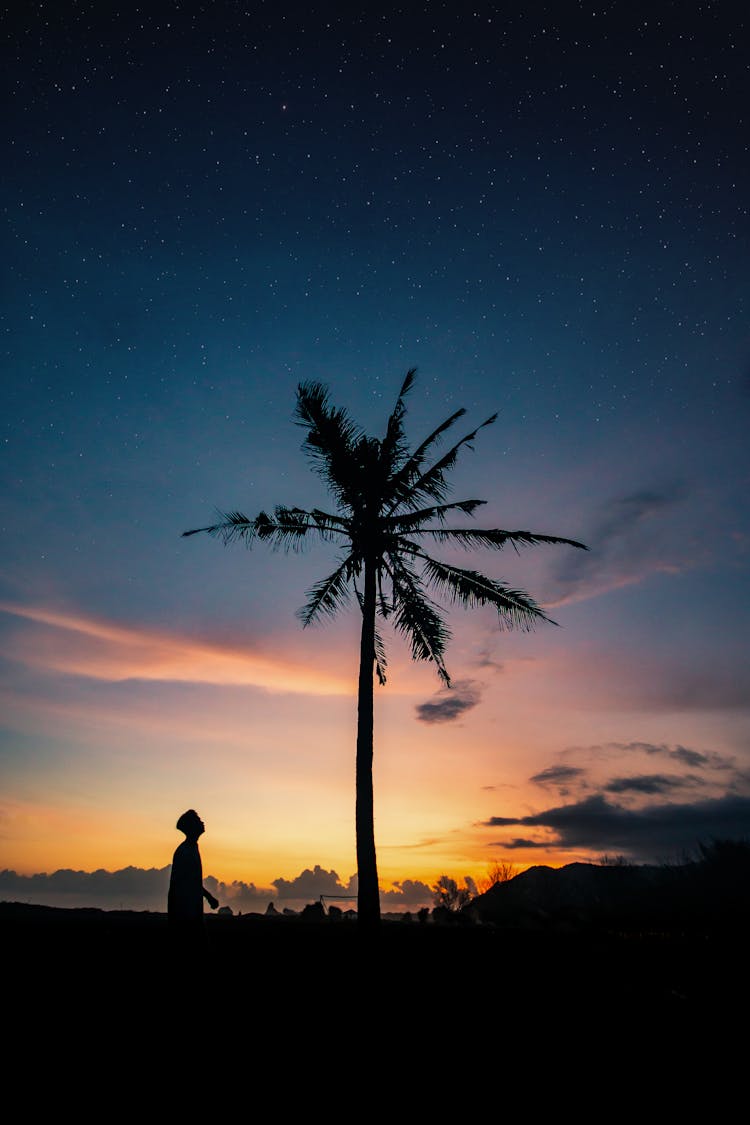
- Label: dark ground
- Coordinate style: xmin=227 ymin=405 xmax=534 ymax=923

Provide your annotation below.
xmin=6 ymin=901 xmax=746 ymax=1115
xmin=4 ymin=900 xmax=745 ymax=1017
xmin=5 ymin=900 xmax=746 ymax=1101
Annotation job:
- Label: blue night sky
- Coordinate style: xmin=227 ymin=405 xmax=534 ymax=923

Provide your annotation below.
xmin=2 ymin=1 xmax=749 ymax=913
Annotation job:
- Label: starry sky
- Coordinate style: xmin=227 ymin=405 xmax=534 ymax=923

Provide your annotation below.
xmin=2 ymin=1 xmax=749 ymax=913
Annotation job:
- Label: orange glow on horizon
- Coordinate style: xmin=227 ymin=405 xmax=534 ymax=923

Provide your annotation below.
xmin=0 ymin=789 xmax=587 ymax=896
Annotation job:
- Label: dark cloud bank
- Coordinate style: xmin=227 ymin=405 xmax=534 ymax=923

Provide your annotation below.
xmin=493 ymin=740 xmax=750 ymax=862
xmin=485 ymin=794 xmax=750 ymax=862
xmin=0 ymin=864 xmax=435 ymax=914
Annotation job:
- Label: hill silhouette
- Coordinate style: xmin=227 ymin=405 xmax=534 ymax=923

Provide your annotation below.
xmin=464 ymin=844 xmax=750 ymax=934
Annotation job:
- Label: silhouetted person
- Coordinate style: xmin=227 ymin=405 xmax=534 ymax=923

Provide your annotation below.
xmin=168 ymin=809 xmax=218 ymax=944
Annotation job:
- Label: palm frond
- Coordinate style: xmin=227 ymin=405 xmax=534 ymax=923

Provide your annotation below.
xmin=297 ymin=557 xmax=354 ymax=626
xmin=351 ymin=580 xmax=390 ymax=684
xmin=418 ymin=555 xmax=555 ymax=630
xmin=384 ymin=406 xmax=467 ymax=510
xmin=389 ymin=556 xmax=451 ymax=684
xmin=397 ymin=366 xmax=417 ymax=399
xmin=182 ymin=509 xmax=276 ymax=545
xmin=379 ymin=367 xmax=417 ymax=477
xmin=374 ymin=627 xmax=388 ymax=686
xmin=377 ymin=568 xmax=392 ymax=619
xmin=417 ymin=527 xmax=590 ymax=552
xmin=259 ymin=506 xmax=351 ymax=550
xmin=295 ymin=381 xmax=363 ymax=510
xmin=182 ymin=508 xmax=346 ymax=551
xmin=387 ymin=499 xmax=487 ymax=532
xmin=392 ymin=413 xmax=498 ymax=511
xmin=310 ymin=508 xmax=352 ymax=533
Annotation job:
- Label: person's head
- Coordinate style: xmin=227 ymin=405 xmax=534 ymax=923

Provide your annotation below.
xmin=176 ymin=809 xmax=205 ymax=841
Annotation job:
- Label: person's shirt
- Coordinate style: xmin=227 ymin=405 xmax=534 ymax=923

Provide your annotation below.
xmin=168 ymin=839 xmax=204 ymax=921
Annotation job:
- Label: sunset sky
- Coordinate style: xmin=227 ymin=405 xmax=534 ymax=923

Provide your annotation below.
xmin=2 ymin=2 xmax=748 ymax=913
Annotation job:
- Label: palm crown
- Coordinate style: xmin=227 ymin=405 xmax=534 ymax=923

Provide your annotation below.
xmin=184 ymin=368 xmax=587 ymax=687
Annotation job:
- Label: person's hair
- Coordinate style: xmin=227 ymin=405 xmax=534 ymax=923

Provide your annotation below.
xmin=176 ymin=809 xmax=200 ymax=833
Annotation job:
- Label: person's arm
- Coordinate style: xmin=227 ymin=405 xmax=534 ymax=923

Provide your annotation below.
xmin=203 ymin=886 xmax=219 ymax=910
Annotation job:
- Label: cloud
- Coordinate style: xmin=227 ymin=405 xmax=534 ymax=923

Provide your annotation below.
xmin=204 ymin=877 xmax=280 ymax=913
xmin=415 ymin=680 xmax=482 ymax=724
xmin=501 ymin=743 xmax=737 ymax=810
xmin=561 ymin=741 xmax=736 ymax=774
xmin=382 ymin=836 xmax=444 ymax=850
xmin=0 ymin=866 xmax=173 ymax=911
xmin=271 ymin=865 xmax=356 ymax=903
xmin=617 ymin=741 xmax=674 ymax=757
xmin=671 ymin=746 xmax=718 ymax=768
xmin=0 ymin=864 xmax=438 ymax=914
xmin=472 ymin=644 xmax=505 ymax=673
xmin=0 ymin=865 xmax=279 ymax=915
xmin=0 ymin=601 xmax=351 ymax=695
xmin=604 ymin=774 xmax=705 ymax=796
xmin=0 ymin=864 xmax=351 ymax=913
xmin=380 ymin=879 xmax=435 ymax=909
xmin=530 ymin=766 xmax=586 ymax=792
xmin=544 ymin=485 xmax=694 ymax=606
xmin=484 ymin=793 xmax=750 ymax=862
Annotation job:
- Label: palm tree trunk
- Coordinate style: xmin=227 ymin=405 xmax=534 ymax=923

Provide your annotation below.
xmin=356 ymin=556 xmax=380 ymax=929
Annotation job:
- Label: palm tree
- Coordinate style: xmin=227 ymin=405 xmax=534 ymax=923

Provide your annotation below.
xmin=183 ymin=369 xmax=587 ymax=929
